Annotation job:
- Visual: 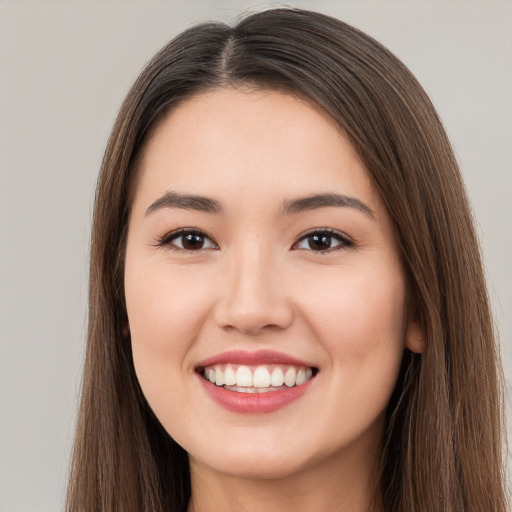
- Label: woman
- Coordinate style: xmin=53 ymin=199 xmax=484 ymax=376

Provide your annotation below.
xmin=66 ymin=8 xmax=506 ymax=512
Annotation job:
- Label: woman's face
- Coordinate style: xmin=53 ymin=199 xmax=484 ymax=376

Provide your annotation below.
xmin=124 ymin=88 xmax=421 ymax=481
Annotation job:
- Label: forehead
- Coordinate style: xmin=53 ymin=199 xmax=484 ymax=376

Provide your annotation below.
xmin=133 ymin=87 xmax=382 ymax=215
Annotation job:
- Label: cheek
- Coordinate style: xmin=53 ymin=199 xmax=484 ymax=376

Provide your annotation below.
xmin=125 ymin=259 xmax=215 ymax=349
xmin=124 ymin=260 xmax=214 ymax=414
xmin=296 ymin=264 xmax=407 ymax=385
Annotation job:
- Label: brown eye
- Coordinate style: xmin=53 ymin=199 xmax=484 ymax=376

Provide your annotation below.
xmin=181 ymin=232 xmax=207 ymax=250
xmin=307 ymin=234 xmax=333 ymax=250
xmin=294 ymin=230 xmax=352 ymax=252
xmin=161 ymin=229 xmax=218 ymax=251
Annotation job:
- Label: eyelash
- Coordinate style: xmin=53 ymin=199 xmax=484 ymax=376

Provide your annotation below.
xmin=156 ymin=229 xmax=219 ymax=252
xmin=292 ymin=228 xmax=354 ymax=253
xmin=155 ymin=228 xmax=354 ymax=254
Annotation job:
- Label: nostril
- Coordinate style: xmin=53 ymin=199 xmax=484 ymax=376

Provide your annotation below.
xmin=213 ymin=274 xmax=294 ymax=334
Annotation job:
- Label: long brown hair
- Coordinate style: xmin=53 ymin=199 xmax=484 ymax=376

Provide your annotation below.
xmin=66 ymin=8 xmax=506 ymax=511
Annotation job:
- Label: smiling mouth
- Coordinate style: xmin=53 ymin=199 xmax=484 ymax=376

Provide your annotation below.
xmin=198 ymin=364 xmax=318 ymax=393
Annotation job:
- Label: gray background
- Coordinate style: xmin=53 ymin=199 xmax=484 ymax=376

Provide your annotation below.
xmin=1 ymin=1 xmax=511 ymax=510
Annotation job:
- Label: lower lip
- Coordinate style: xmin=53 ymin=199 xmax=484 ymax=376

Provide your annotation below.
xmin=198 ymin=376 xmax=314 ymax=413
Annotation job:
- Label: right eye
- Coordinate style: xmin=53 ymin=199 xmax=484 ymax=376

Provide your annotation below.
xmin=158 ymin=229 xmax=219 ymax=252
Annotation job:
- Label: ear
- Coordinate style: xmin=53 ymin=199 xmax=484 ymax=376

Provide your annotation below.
xmin=123 ymin=322 xmax=131 ymax=338
xmin=405 ymin=317 xmax=425 ymax=354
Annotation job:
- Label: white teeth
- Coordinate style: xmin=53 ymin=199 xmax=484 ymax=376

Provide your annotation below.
xmin=270 ymin=367 xmax=285 ymax=387
xmin=214 ymin=366 xmax=225 ymax=386
xmin=224 ymin=364 xmax=236 ymax=386
xmin=284 ymin=367 xmax=296 ymax=387
xmin=253 ymin=366 xmax=271 ymax=388
xmin=236 ymin=365 xmax=253 ymax=387
xmin=204 ymin=363 xmax=315 ymax=389
xmin=296 ymin=367 xmax=307 ymax=385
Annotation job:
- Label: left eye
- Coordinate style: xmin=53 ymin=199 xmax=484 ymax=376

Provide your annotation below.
xmin=293 ymin=230 xmax=352 ymax=252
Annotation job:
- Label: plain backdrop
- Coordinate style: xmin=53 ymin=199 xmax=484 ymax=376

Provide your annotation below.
xmin=0 ymin=1 xmax=511 ymax=510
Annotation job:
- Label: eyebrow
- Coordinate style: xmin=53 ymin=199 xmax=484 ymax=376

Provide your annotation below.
xmin=281 ymin=193 xmax=375 ymax=219
xmin=145 ymin=191 xmax=375 ymax=219
xmin=145 ymin=191 xmax=223 ymax=216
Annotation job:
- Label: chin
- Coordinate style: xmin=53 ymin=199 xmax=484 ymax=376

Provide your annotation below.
xmin=191 ymin=445 xmax=316 ymax=481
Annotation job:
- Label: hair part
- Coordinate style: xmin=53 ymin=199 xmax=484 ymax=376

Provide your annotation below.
xmin=67 ymin=8 xmax=506 ymax=512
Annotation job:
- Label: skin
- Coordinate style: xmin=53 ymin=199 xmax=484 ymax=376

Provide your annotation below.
xmin=124 ymin=88 xmax=423 ymax=512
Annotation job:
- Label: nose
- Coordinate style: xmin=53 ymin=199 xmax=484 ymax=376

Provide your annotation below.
xmin=214 ymin=247 xmax=294 ymax=335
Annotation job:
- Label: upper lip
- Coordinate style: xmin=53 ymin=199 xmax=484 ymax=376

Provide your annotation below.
xmin=196 ymin=349 xmax=316 ymax=369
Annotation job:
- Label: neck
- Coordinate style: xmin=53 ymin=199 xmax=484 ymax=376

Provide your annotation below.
xmin=187 ymin=447 xmax=382 ymax=512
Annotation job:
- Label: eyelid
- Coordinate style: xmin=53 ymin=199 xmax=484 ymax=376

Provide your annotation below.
xmin=154 ymin=227 xmax=352 ymax=253
xmin=155 ymin=228 xmax=219 ymax=251
xmin=292 ymin=228 xmax=354 ymax=252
